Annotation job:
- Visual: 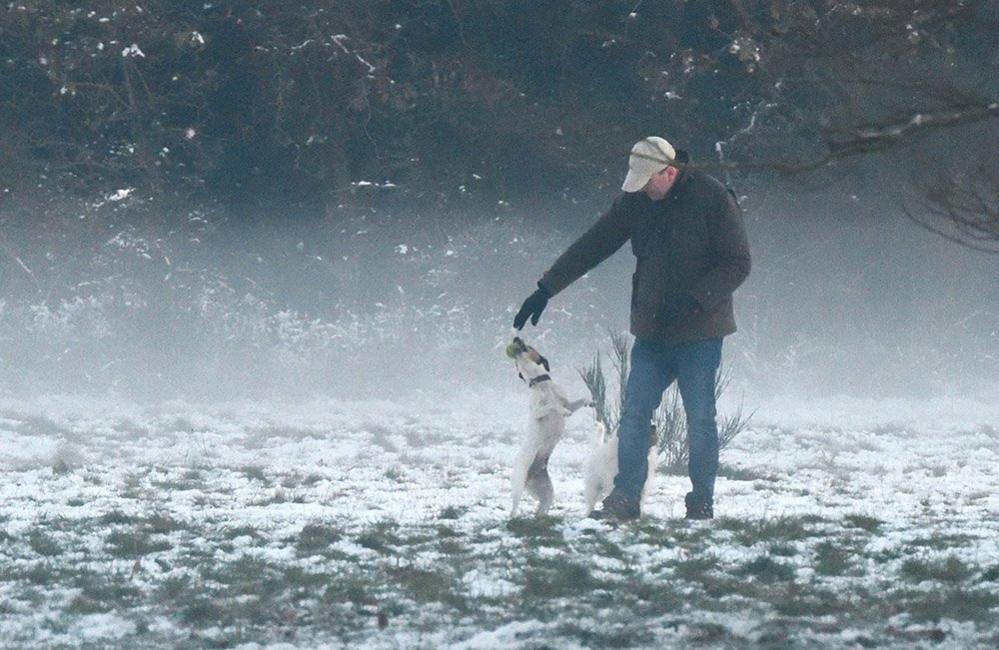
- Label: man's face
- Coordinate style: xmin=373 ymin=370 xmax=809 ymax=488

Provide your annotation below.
xmin=642 ymin=166 xmax=678 ymax=200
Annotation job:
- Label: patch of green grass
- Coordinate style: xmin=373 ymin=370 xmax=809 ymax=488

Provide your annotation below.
xmin=17 ymin=562 xmax=77 ymax=586
xmin=660 ymin=523 xmax=714 ymax=548
xmin=702 ymin=575 xmax=748 ymax=601
xmin=872 ymin=422 xmax=908 ymax=436
xmin=145 ymin=513 xmax=187 ymax=535
xmin=436 ymin=524 xmax=459 ymax=538
xmin=736 ymin=555 xmax=795 ymax=583
xmin=52 ymin=458 xmax=75 ymax=474
xmin=438 ymin=505 xmax=465 ymax=520
xmin=83 ymin=472 xmax=104 ymax=486
xmin=179 ymin=596 xmax=223 ymax=626
xmin=356 ymin=521 xmax=402 ymax=553
xmin=220 ymin=524 xmax=261 ymax=540
xmin=770 ymin=584 xmax=846 ymax=617
xmin=672 ymin=554 xmax=719 ymax=582
xmin=814 ymin=541 xmax=854 ymax=576
xmin=522 ymin=555 xmax=604 ymax=600
xmin=67 ymin=573 xmax=141 ymax=614
xmin=719 ymin=515 xmax=814 ymax=546
xmin=158 ymin=566 xmax=293 ymax=634
xmin=322 ymin=574 xmax=374 ymax=607
xmin=687 ymin=622 xmax=735 ymax=644
xmin=296 ymin=522 xmax=342 ymax=555
xmin=631 ymin=578 xmax=684 ymax=615
xmin=391 ymin=564 xmax=461 ymax=606
xmin=283 ymin=565 xmax=336 ymax=593
xmin=101 ymin=510 xmax=139 ymax=525
xmin=717 ymin=463 xmax=776 ymax=482
xmin=28 ymin=529 xmax=62 ymax=557
xmin=241 ymin=465 xmax=267 ymax=482
xmin=112 ymin=477 xmax=140 ymax=498
xmin=13 ymin=586 xmax=49 ymax=609
xmin=433 ymin=524 xmax=468 ymax=555
xmin=895 ymin=587 xmax=999 ymax=622
xmin=505 ymin=516 xmax=565 ymax=546
xmin=558 ymin=621 xmax=655 ymax=648
xmin=719 ymin=515 xmax=762 ymax=532
xmin=871 ymin=546 xmax=904 ymax=564
xmin=588 ymin=535 xmax=629 ymax=561
xmin=630 ymin=520 xmax=710 ymax=550
xmin=133 ymin=618 xmax=150 ymax=635
xmin=280 ymin=473 xmax=303 ymax=488
xmin=210 ymin=556 xmax=276 ymax=591
xmin=843 ymin=514 xmax=883 ymax=533
xmin=900 ymin=555 xmax=974 ymax=584
xmin=981 ymin=565 xmax=999 ymax=582
xmin=150 ymin=476 xmax=202 ymax=491
xmin=768 ymin=543 xmax=798 ymax=557
xmin=754 ymin=625 xmax=802 ymax=647
xmin=159 ymin=574 xmax=193 ymax=601
xmin=106 ymin=528 xmax=173 ymax=558
xmin=39 ymin=612 xmax=71 ymax=636
xmin=908 ymin=533 xmax=978 ymax=550
xmin=437 ymin=538 xmax=467 ymax=556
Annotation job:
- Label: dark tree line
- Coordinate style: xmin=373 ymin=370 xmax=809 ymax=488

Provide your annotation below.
xmin=1 ymin=1 xmax=996 ymax=246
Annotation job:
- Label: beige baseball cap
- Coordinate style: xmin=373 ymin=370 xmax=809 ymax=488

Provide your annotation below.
xmin=621 ymin=136 xmax=677 ymax=192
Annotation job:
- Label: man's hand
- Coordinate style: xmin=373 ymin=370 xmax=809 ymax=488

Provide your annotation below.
xmin=513 ymin=284 xmax=551 ymax=329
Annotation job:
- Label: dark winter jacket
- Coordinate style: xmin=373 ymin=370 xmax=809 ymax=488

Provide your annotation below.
xmin=538 ymin=167 xmax=751 ymax=343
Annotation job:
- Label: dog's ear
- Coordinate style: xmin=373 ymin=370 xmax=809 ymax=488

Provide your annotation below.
xmin=537 ymin=355 xmax=550 ymax=372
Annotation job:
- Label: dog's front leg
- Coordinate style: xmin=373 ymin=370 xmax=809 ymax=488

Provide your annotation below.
xmin=553 ymin=382 xmax=593 ymax=416
xmin=564 ymin=397 xmax=593 ymax=415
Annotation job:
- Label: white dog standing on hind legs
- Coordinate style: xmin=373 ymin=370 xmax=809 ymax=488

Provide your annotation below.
xmin=506 ymin=337 xmax=591 ymax=517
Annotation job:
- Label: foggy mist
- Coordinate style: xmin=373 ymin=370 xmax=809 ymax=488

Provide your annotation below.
xmin=3 ymin=161 xmax=996 ymax=405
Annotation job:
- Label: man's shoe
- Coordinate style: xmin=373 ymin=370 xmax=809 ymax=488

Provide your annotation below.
xmin=684 ymin=491 xmax=713 ymax=520
xmin=589 ymin=487 xmax=640 ymax=522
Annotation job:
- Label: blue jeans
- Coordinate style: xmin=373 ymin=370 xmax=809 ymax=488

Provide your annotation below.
xmin=614 ymin=337 xmax=723 ymax=505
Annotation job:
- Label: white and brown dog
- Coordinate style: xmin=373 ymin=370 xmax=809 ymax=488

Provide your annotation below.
xmin=506 ymin=337 xmax=590 ymax=517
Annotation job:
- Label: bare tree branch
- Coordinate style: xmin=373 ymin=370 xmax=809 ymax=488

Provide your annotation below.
xmin=902 ymin=163 xmax=999 ymax=254
xmin=656 ymin=102 xmax=999 ymax=175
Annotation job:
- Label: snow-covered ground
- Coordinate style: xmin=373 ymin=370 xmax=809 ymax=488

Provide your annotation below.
xmin=1 ymin=389 xmax=998 ymax=648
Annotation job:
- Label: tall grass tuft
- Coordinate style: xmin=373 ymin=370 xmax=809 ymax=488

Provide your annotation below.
xmin=579 ymin=329 xmax=754 ymax=472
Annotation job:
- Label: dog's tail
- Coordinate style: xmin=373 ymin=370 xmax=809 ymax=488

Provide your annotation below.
xmin=590 ymin=421 xmax=608 ymax=448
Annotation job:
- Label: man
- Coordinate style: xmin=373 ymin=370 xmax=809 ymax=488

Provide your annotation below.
xmin=513 ymin=136 xmax=751 ymax=521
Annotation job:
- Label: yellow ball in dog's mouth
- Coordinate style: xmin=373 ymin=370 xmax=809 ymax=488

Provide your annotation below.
xmin=505 ymin=342 xmax=521 ymax=358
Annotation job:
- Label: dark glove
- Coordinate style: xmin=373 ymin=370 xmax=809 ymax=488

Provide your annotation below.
xmin=661 ymin=294 xmax=703 ymax=327
xmin=513 ymin=283 xmax=551 ymax=329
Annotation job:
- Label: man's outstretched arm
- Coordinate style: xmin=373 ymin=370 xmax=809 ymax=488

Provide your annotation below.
xmin=539 ymin=194 xmax=635 ymax=297
xmin=514 ymin=195 xmax=634 ymax=329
